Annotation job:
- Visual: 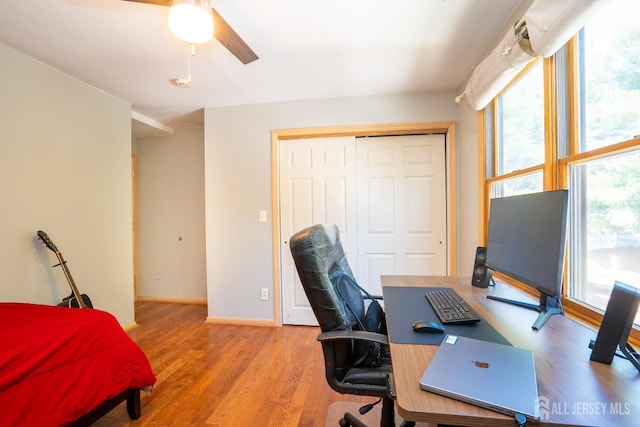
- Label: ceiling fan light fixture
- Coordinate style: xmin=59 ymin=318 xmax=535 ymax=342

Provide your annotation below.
xmin=168 ymin=0 xmax=214 ymax=44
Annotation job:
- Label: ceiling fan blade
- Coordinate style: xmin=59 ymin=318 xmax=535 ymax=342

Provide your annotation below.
xmin=120 ymin=0 xmax=258 ymax=64
xmin=211 ymin=8 xmax=258 ymax=64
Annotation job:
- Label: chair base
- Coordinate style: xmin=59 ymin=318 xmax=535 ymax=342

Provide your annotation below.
xmin=339 ymin=411 xmax=368 ymax=427
xmin=336 ymin=397 xmax=416 ymax=427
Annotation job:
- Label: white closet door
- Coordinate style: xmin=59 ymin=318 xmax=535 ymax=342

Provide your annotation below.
xmin=280 ymin=137 xmax=357 ymax=325
xmin=280 ymin=134 xmax=447 ymax=325
xmin=356 ymin=135 xmax=447 ymax=295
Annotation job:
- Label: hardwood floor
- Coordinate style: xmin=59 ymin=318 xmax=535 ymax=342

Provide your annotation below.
xmin=94 ymin=301 xmax=375 ymax=426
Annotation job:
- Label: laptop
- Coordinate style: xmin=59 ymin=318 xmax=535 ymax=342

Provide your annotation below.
xmin=419 ymin=335 xmax=540 ymax=422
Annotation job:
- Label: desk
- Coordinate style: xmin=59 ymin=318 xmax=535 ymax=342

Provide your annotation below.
xmin=382 ymin=275 xmax=639 ymax=427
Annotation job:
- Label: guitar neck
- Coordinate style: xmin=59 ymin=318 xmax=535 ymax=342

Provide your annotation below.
xmin=55 ymin=251 xmax=86 ymax=309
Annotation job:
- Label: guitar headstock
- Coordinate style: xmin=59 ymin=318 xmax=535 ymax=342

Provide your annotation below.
xmin=37 ymin=230 xmax=58 ymax=253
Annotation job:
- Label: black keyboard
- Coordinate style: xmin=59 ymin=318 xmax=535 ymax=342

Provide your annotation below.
xmin=425 ymin=288 xmax=482 ymax=324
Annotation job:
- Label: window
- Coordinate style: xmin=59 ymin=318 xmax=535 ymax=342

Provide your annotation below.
xmin=566 ymin=3 xmax=640 ymax=325
xmin=567 ymin=149 xmax=640 ymax=325
xmin=486 ymin=61 xmax=545 ymax=205
xmin=561 ymin=1 xmax=640 ymax=324
xmin=490 ymin=171 xmax=543 ymax=199
xmin=496 ymin=61 xmax=545 ymax=175
xmin=482 ymin=0 xmax=640 ymax=333
xmin=578 ymin=4 xmax=640 ymax=151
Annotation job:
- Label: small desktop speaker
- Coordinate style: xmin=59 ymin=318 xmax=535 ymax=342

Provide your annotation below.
xmin=471 ymin=246 xmax=490 ymax=288
xmin=590 ymin=281 xmax=640 ymax=367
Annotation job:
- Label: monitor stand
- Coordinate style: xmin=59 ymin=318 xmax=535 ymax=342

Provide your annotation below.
xmin=589 ymin=340 xmax=640 ymax=373
xmin=620 ymin=343 xmax=640 ymax=372
xmin=487 ymin=293 xmax=562 ymax=330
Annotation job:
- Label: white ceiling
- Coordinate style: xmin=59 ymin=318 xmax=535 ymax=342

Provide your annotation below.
xmin=0 ymin=0 xmax=523 ymax=136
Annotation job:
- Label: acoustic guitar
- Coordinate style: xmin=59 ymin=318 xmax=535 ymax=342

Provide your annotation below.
xmin=37 ymin=230 xmax=93 ymax=309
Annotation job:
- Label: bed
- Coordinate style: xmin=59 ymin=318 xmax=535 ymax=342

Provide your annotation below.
xmin=0 ymin=302 xmax=156 ymax=426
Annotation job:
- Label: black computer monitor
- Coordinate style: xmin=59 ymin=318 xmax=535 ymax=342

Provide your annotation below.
xmin=485 ymin=189 xmax=569 ymax=330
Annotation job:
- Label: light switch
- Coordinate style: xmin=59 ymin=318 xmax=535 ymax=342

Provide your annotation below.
xmin=259 ymin=210 xmax=267 ymax=222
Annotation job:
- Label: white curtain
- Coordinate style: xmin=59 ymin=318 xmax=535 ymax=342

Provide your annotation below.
xmin=464 ymin=23 xmax=535 ymax=111
xmin=460 ymin=0 xmax=610 ymax=110
xmin=525 ymin=0 xmax=609 ymax=58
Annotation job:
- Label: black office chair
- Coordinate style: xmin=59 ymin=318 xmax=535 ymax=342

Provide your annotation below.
xmin=289 ymin=224 xmax=414 ymax=427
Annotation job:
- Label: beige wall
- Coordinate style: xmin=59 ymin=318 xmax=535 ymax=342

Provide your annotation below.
xmin=136 ymin=128 xmax=206 ymax=301
xmin=456 ymin=101 xmax=481 ymax=277
xmin=0 ymin=43 xmax=135 ymax=326
xmin=0 ymin=43 xmax=484 ymax=327
xmin=203 ymin=92 xmax=480 ymax=322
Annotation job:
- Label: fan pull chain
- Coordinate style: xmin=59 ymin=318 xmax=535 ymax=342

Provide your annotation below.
xmin=171 ymin=45 xmax=196 ymax=88
xmin=187 ymin=44 xmax=195 ymax=84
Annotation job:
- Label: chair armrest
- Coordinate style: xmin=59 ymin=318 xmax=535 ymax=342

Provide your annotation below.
xmin=317 ymin=330 xmax=389 ymax=346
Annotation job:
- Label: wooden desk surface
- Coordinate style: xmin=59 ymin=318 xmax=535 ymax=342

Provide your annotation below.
xmin=381 ymin=275 xmax=639 ymax=427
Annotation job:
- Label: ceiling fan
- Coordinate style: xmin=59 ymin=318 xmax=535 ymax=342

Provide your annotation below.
xmin=121 ymin=0 xmax=258 ymax=64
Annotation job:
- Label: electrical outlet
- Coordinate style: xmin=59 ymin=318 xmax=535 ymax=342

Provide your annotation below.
xmin=259 ymin=210 xmax=267 ymax=223
xmin=261 ymin=288 xmax=269 ymax=301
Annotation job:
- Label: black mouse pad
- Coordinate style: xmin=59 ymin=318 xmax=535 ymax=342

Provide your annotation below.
xmin=382 ymin=286 xmax=510 ymax=346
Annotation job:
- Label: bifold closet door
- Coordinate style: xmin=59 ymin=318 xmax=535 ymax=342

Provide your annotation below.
xmin=356 ymin=135 xmax=447 ymax=295
xmin=280 ymin=137 xmax=357 ymax=325
xmin=280 ymin=134 xmax=447 ymax=325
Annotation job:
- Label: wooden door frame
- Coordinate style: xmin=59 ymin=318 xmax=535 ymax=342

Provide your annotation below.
xmin=132 ymin=153 xmax=139 ymax=301
xmin=271 ymin=122 xmax=457 ymax=326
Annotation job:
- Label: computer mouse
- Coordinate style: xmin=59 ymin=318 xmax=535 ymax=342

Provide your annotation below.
xmin=412 ymin=320 xmax=445 ymax=334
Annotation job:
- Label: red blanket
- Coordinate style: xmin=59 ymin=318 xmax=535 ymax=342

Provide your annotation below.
xmin=0 ymin=303 xmax=156 ymax=426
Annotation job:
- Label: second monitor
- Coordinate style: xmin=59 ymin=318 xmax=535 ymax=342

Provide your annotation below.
xmin=485 ymin=189 xmax=569 ymax=330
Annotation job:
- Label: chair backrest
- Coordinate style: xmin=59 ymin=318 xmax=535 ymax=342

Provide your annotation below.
xmin=289 ymin=224 xmax=361 ymax=332
xmin=290 ymin=224 xmax=388 ymax=369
